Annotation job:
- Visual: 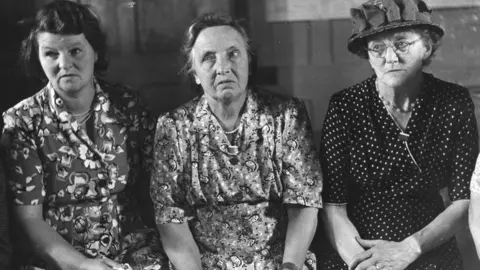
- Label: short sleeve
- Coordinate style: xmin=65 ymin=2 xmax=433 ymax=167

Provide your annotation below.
xmin=280 ymin=99 xmax=322 ymax=208
xmin=449 ymin=92 xmax=479 ymax=201
xmin=2 ymin=111 xmax=46 ymax=205
xmin=150 ymin=114 xmax=193 ymax=224
xmin=320 ymin=95 xmax=350 ymax=204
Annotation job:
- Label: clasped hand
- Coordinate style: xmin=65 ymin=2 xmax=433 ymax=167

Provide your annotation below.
xmin=348 ymin=237 xmax=421 ymax=270
xmin=79 ymin=257 xmax=132 ymax=270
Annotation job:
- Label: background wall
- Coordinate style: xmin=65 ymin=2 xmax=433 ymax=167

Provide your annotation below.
xmin=247 ymin=1 xmax=480 ymax=269
xmin=0 ymin=0 xmax=232 ymax=116
xmin=248 ymin=1 xmax=480 ymax=143
xmin=1 ymin=0 xmax=480 ymax=269
xmin=78 ymin=0 xmax=232 ymax=115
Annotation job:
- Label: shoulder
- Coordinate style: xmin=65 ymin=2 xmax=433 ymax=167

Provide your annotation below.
xmin=100 ymin=80 xmax=142 ymax=105
xmin=98 ymin=80 xmax=154 ymax=123
xmin=425 ymin=74 xmax=473 ymax=112
xmin=160 ymin=95 xmax=200 ymax=121
xmin=156 ymin=95 xmax=200 ymax=131
xmin=2 ymin=87 xmax=48 ymax=131
xmin=251 ymin=87 xmax=307 ymax=117
xmin=328 ymin=76 xmax=375 ymax=113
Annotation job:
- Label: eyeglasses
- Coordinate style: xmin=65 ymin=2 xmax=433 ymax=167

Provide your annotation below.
xmin=366 ymin=38 xmax=422 ymax=58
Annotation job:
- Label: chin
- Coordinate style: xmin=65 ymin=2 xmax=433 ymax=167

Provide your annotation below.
xmin=58 ymin=84 xmax=85 ymax=96
xmin=60 ymin=85 xmax=81 ymax=92
xmin=381 ymin=73 xmax=410 ymax=87
xmin=220 ymin=92 xmax=234 ymax=104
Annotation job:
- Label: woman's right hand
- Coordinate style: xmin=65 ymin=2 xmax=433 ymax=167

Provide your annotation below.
xmin=78 ymin=257 xmax=124 ymax=270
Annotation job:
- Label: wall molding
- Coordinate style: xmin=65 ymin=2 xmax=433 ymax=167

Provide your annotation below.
xmin=265 ymin=0 xmax=480 ymax=21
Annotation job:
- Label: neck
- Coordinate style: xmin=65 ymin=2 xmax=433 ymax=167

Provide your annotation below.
xmin=55 ymin=83 xmax=96 ymax=115
xmin=206 ymin=91 xmax=247 ymax=131
xmin=377 ymin=73 xmax=423 ymax=109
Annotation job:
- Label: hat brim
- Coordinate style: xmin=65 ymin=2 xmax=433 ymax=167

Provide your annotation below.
xmin=347 ymin=21 xmax=445 ymax=55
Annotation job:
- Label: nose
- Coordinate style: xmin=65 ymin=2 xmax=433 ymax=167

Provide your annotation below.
xmin=384 ymin=46 xmax=399 ymax=63
xmin=58 ymin=53 xmax=73 ymax=70
xmin=215 ymin=55 xmax=231 ymax=75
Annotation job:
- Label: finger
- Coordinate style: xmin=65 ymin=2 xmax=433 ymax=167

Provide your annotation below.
xmin=356 ymin=237 xmax=384 ymax=248
xmin=354 ymin=258 xmax=377 ymax=270
xmin=349 ymin=251 xmax=373 ymax=270
xmin=101 ymin=257 xmax=124 ymax=269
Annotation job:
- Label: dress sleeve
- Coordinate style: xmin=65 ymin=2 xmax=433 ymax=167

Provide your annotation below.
xmin=150 ymin=114 xmax=193 ymax=224
xmin=320 ymin=95 xmax=350 ymax=204
xmin=449 ymin=90 xmax=479 ymax=201
xmin=2 ymin=110 xmax=46 ymax=206
xmin=280 ymin=99 xmax=323 ymax=208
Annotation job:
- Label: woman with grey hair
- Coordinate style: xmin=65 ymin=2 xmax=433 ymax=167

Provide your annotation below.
xmin=320 ymin=0 xmax=478 ymax=269
xmin=150 ymin=13 xmax=323 ymax=270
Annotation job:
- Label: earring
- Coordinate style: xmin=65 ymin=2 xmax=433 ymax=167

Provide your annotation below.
xmin=195 ymin=78 xmax=201 ymax=85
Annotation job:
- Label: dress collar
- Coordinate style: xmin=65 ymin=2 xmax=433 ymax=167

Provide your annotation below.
xmin=46 ymin=78 xmax=131 ymax=132
xmin=193 ymin=88 xmax=261 ymax=132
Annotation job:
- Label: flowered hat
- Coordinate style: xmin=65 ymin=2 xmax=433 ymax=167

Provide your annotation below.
xmin=347 ymin=0 xmax=444 ymax=56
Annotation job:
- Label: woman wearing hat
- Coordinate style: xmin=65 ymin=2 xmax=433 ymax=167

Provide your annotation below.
xmin=320 ymin=0 xmax=478 ymax=269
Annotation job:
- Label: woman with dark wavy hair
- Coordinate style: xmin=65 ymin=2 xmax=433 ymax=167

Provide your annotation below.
xmin=2 ymin=1 xmax=166 ymax=269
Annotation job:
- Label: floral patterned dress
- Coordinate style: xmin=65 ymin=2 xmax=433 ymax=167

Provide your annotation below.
xmin=151 ymin=88 xmax=323 ymax=270
xmin=2 ymin=80 xmax=168 ymax=269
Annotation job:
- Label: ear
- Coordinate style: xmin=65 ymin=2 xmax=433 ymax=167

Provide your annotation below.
xmin=422 ymin=39 xmax=433 ymax=60
xmin=94 ymin=52 xmax=98 ymax=62
xmin=194 ymin=74 xmax=201 ymax=85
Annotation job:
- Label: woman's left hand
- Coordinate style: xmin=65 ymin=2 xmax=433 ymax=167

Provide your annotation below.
xmin=348 ymin=237 xmax=421 ymax=270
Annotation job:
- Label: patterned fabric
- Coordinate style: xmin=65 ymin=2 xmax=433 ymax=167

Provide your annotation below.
xmin=319 ymin=73 xmax=479 ymax=270
xmin=2 ymin=80 xmax=167 ymax=269
xmin=151 ymin=88 xmax=323 ymax=269
xmin=0 ymin=159 xmax=11 ymax=269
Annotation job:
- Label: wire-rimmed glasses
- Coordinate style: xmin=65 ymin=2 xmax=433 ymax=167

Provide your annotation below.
xmin=367 ymin=38 xmax=422 ymax=58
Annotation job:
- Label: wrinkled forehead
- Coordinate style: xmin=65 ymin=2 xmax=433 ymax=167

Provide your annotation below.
xmin=37 ymin=32 xmax=90 ymax=49
xmin=367 ymin=27 xmax=420 ymax=43
xmin=192 ymin=25 xmax=248 ymax=54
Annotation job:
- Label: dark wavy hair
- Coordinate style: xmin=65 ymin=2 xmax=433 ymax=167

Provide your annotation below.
xmin=20 ymin=0 xmax=108 ymax=81
xmin=180 ymin=12 xmax=252 ymax=78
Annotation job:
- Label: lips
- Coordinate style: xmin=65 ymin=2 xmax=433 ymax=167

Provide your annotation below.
xmin=216 ymin=79 xmax=234 ymax=86
xmin=60 ymin=74 xmax=78 ymax=79
xmin=386 ymin=69 xmax=404 ymax=73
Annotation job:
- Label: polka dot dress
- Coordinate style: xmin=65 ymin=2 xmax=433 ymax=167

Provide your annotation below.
xmin=318 ymin=73 xmax=479 ymax=270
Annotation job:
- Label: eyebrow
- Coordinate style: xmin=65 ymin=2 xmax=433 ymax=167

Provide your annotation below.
xmin=199 ymin=46 xmax=239 ymax=56
xmin=40 ymin=42 xmax=85 ymax=50
xmin=369 ymin=35 xmax=410 ymax=45
xmin=226 ymin=46 xmax=239 ymax=51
